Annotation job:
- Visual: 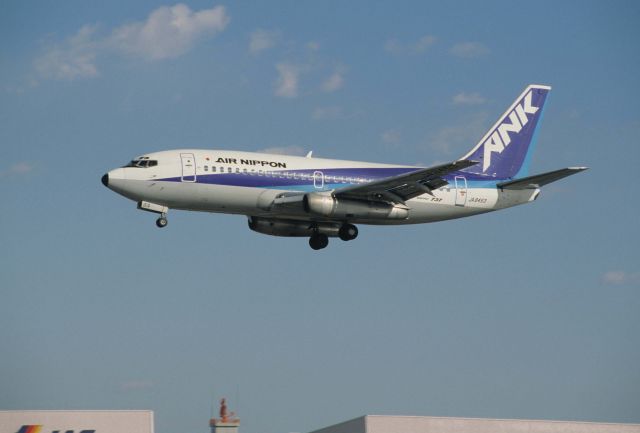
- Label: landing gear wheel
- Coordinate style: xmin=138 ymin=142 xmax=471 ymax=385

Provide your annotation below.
xmin=156 ymin=217 xmax=168 ymax=228
xmin=338 ymin=223 xmax=358 ymax=241
xmin=309 ymin=233 xmax=329 ymax=250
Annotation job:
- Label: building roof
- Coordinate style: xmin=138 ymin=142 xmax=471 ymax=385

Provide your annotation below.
xmin=309 ymin=415 xmax=640 ymax=433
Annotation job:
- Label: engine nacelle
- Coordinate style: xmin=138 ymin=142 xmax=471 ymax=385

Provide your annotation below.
xmin=248 ymin=217 xmax=340 ymax=237
xmin=303 ymin=192 xmax=408 ymax=220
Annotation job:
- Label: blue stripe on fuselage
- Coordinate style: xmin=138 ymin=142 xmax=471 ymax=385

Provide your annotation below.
xmin=156 ymin=167 xmax=503 ymax=190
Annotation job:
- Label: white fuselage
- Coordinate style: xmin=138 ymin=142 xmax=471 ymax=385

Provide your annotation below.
xmin=105 ymin=149 xmax=538 ymax=225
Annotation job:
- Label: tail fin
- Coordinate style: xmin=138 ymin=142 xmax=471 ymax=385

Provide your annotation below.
xmin=461 ymin=84 xmax=551 ymax=179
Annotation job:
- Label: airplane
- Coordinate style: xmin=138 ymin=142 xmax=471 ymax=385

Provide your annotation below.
xmin=101 ymin=84 xmax=587 ymax=250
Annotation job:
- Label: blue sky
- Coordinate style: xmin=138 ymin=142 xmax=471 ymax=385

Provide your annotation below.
xmin=1 ymin=1 xmax=639 ymax=433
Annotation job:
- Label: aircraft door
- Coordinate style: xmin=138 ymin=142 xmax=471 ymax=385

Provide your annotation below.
xmin=180 ymin=153 xmax=196 ymax=182
xmin=454 ymin=176 xmax=467 ymax=206
xmin=313 ymin=171 xmax=324 ymax=189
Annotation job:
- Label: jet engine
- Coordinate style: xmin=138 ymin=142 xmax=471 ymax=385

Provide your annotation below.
xmin=303 ymin=192 xmax=408 ymax=219
xmin=248 ymin=216 xmax=340 ymax=237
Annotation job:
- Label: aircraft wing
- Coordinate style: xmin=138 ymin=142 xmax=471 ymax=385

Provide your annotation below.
xmin=496 ymin=167 xmax=588 ymax=190
xmin=334 ymin=160 xmax=478 ymax=204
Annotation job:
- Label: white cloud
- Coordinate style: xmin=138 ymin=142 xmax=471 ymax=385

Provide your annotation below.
xmin=5 ymin=79 xmax=39 ymax=94
xmin=428 ymin=112 xmax=488 ymax=155
xmin=312 ymin=106 xmax=343 ymax=120
xmin=385 ymin=35 xmax=436 ymax=54
xmin=602 ymin=271 xmax=640 ymax=285
xmin=384 ymin=39 xmax=402 ymax=54
xmin=259 ymin=145 xmax=306 ymax=156
xmin=249 ymin=29 xmax=280 ymax=54
xmin=109 ymin=4 xmax=229 ymax=60
xmin=35 ymin=25 xmax=99 ymax=80
xmin=450 ymin=41 xmax=490 ymax=58
xmin=274 ymin=63 xmax=300 ymax=98
xmin=269 ymin=44 xmax=347 ymax=98
xmin=322 ymin=70 xmax=344 ymax=93
xmin=34 ymin=4 xmax=229 ymax=81
xmin=381 ymin=129 xmax=401 ymax=146
xmin=452 ymin=92 xmax=486 ymax=105
xmin=0 ymin=161 xmax=35 ymax=177
xmin=414 ymin=35 xmax=437 ymax=52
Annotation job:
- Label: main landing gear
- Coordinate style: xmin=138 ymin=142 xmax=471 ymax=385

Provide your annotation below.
xmin=338 ymin=223 xmax=358 ymax=241
xmin=308 ymin=223 xmax=358 ymax=250
xmin=309 ymin=232 xmax=329 ymax=250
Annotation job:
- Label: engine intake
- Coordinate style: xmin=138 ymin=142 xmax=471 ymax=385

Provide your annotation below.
xmin=303 ymin=192 xmax=408 ymax=220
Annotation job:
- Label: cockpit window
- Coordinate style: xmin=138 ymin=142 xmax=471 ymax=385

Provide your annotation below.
xmin=124 ymin=159 xmax=158 ymax=168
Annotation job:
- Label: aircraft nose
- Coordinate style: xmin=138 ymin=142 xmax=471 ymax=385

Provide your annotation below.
xmin=101 ymin=173 xmax=109 ymax=187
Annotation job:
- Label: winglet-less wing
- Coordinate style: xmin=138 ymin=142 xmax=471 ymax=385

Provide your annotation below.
xmin=335 ymin=159 xmax=479 ymax=204
xmin=496 ymin=167 xmax=588 ymax=190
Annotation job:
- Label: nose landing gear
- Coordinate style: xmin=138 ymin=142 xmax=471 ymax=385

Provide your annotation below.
xmin=137 ymin=201 xmax=169 ymax=228
xmin=156 ymin=215 xmax=168 ymax=228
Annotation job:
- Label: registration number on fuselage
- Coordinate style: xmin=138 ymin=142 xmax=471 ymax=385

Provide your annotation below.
xmin=417 ymin=196 xmax=443 ymax=202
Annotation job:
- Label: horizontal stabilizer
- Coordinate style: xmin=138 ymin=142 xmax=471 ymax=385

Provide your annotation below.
xmin=497 ymin=167 xmax=588 ymax=190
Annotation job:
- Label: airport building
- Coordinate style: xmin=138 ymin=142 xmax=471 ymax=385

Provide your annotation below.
xmin=309 ymin=415 xmax=640 ymax=433
xmin=3 ymin=409 xmax=640 ymax=433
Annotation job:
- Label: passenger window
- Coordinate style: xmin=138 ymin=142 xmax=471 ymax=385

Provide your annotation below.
xmin=212 ymin=166 xmax=216 ymax=172
xmin=236 ymin=168 xmax=240 ymax=173
xmin=243 ymin=169 xmax=248 ymax=174
xmin=204 ymin=166 xmax=208 ymax=172
xmin=227 ymin=167 xmax=232 ymax=173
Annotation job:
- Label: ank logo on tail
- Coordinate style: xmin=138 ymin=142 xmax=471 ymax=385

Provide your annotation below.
xmin=482 ymin=90 xmax=539 ymax=172
xmin=462 ymin=84 xmax=550 ymax=179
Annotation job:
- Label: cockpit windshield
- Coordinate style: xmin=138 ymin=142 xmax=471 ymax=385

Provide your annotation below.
xmin=124 ymin=157 xmax=158 ymax=168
